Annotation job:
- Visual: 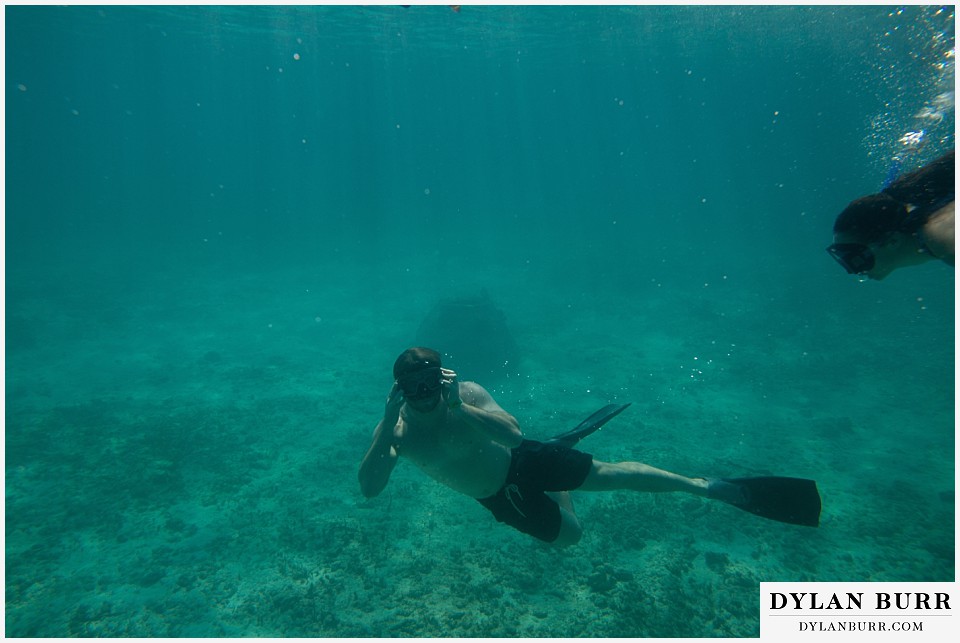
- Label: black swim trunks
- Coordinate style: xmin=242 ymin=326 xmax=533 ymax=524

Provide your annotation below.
xmin=477 ymin=439 xmax=594 ymax=542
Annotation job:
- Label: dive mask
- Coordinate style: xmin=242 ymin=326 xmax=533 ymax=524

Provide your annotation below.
xmin=826 ymin=243 xmax=875 ymax=275
xmin=397 ymin=367 xmax=442 ymax=400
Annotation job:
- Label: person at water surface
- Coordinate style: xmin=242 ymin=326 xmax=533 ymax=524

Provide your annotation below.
xmin=828 ymin=150 xmax=954 ymax=280
xmin=359 ymin=347 xmax=821 ymax=546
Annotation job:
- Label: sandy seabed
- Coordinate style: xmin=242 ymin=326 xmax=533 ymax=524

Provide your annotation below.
xmin=5 ymin=261 xmax=953 ymax=637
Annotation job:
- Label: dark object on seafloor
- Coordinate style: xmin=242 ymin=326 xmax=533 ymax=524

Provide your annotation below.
xmin=415 ymin=290 xmax=520 ymax=383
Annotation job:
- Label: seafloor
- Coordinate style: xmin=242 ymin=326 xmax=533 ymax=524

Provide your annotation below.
xmin=5 ymin=259 xmax=954 ymax=637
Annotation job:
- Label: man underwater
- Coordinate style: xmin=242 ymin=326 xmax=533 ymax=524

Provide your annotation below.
xmin=360 ymin=347 xmax=821 ymax=546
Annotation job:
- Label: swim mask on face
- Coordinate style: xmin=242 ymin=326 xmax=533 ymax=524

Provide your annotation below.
xmin=397 ymin=367 xmax=442 ymax=400
xmin=826 ymin=243 xmax=875 ymax=275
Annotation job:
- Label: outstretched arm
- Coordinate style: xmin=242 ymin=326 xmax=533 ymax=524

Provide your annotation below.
xmin=358 ymin=383 xmax=404 ymax=498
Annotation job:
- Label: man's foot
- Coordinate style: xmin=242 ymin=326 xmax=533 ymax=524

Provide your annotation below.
xmin=704 ymin=478 xmax=749 ymax=506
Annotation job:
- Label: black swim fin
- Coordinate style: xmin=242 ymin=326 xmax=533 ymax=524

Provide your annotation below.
xmin=707 ymin=476 xmax=822 ymax=527
xmin=545 ymin=403 xmax=632 ymax=448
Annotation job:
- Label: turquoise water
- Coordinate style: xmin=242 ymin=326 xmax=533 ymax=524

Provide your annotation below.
xmin=4 ymin=4 xmax=955 ymax=637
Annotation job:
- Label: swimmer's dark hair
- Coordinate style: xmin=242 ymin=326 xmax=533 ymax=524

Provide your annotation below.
xmin=834 ymin=150 xmax=955 ymax=243
xmin=833 ymin=194 xmax=909 ymax=243
xmin=393 ymin=347 xmax=442 ymax=380
xmin=884 ymin=150 xmax=954 ymax=208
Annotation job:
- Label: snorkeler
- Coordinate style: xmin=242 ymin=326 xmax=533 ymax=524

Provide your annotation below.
xmin=359 ymin=347 xmax=821 ymax=546
xmin=827 ymin=150 xmax=954 ymax=280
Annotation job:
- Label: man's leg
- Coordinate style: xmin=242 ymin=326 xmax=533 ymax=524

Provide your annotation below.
xmin=578 ymin=459 xmax=710 ymax=496
xmin=547 ymin=491 xmax=582 ymax=547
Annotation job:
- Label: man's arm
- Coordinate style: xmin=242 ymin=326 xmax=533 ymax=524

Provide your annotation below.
xmin=448 ymin=378 xmax=523 ymax=448
xmin=358 ymin=385 xmax=403 ymax=498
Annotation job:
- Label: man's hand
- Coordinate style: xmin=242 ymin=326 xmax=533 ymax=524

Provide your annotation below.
xmin=385 ymin=381 xmax=404 ymax=418
xmin=441 ymin=368 xmax=462 ymax=408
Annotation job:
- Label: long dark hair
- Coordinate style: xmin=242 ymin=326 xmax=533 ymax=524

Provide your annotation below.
xmin=834 ymin=150 xmax=954 ymax=242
